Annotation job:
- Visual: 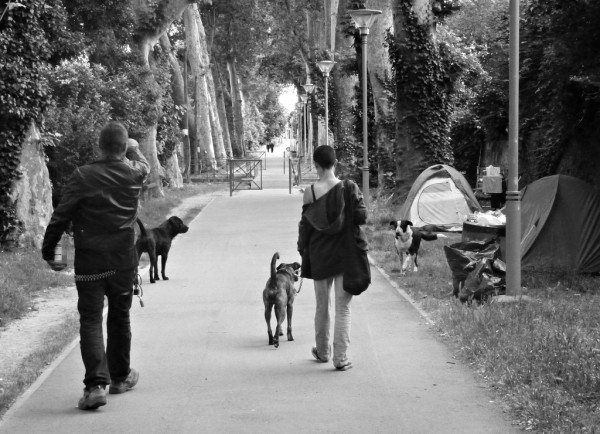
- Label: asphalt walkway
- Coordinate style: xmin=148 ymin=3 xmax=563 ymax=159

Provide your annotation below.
xmin=0 ymin=142 xmax=519 ymax=433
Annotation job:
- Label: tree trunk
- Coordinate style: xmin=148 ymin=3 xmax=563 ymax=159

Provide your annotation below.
xmin=207 ymin=73 xmax=226 ymax=164
xmin=392 ymin=0 xmax=434 ymax=185
xmin=332 ymin=0 xmax=358 ymax=158
xmin=212 ymin=62 xmax=233 ymax=158
xmin=227 ymin=57 xmax=245 ymax=157
xmin=184 ymin=4 xmax=216 ymax=169
xmin=11 ymin=122 xmax=53 ymax=248
xmin=159 ymin=34 xmax=185 ymax=104
xmin=367 ymin=0 xmax=394 ymax=189
xmin=129 ymin=0 xmax=206 ymax=198
xmin=328 ymin=0 xmax=339 ymax=55
xmin=195 ymin=77 xmax=216 ymax=167
xmin=164 ymin=153 xmax=184 ymax=188
xmin=182 ymin=49 xmax=191 ymax=181
xmin=159 ymin=34 xmax=186 ymax=182
xmin=188 ymin=107 xmax=198 ymax=174
xmin=193 ymin=9 xmax=226 ymax=165
xmin=134 ymin=46 xmax=165 ymax=198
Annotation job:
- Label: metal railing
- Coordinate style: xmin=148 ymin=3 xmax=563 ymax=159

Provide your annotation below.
xmin=246 ymin=150 xmax=267 ymax=170
xmin=288 ymin=157 xmax=318 ymax=194
xmin=228 ymin=158 xmax=263 ymax=196
xmin=190 ymin=157 xmax=230 ymax=183
xmin=189 ymin=153 xmax=266 ymax=187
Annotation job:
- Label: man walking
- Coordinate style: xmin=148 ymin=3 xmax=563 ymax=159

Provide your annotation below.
xmin=42 ymin=121 xmax=150 ymax=410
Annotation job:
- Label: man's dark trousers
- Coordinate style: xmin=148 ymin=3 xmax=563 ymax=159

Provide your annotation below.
xmin=76 ymin=269 xmax=135 ymax=389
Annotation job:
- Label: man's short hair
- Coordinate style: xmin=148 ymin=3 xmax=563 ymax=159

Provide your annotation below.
xmin=313 ymin=145 xmax=336 ymax=169
xmin=99 ymin=121 xmax=128 ymax=156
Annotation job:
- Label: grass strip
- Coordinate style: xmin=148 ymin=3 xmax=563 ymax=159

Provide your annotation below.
xmin=0 ymin=312 xmax=79 ymax=417
xmin=367 ymin=196 xmax=600 ymax=432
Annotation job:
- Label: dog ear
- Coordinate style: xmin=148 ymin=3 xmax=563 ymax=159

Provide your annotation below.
xmin=389 ymin=221 xmax=398 ymax=230
xmin=292 ymin=262 xmax=301 ymax=270
xmin=406 ymin=220 xmax=413 ymax=227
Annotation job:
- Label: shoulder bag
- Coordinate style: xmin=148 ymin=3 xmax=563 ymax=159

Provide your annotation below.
xmin=342 ymin=180 xmax=371 ymax=295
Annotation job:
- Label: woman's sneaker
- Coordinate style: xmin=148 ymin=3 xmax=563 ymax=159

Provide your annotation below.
xmin=78 ymin=385 xmax=107 ymax=410
xmin=311 ymin=346 xmax=330 ymax=362
xmin=109 ymin=368 xmax=139 ymax=394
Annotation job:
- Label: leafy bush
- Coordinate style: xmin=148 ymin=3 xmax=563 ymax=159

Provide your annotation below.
xmin=42 ymin=54 xmax=181 ymax=204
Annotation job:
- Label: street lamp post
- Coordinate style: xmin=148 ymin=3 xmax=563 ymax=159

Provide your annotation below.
xmin=348 ymin=8 xmax=381 ymax=208
xmin=317 ymin=60 xmax=336 ymax=147
xmin=302 ymin=82 xmax=315 ymax=159
xmin=300 ymin=94 xmax=308 ymax=159
xmin=506 ymin=0 xmax=521 ymax=297
xmin=296 ymin=101 xmax=303 ymax=156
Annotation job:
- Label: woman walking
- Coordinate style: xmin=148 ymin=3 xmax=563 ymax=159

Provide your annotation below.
xmin=297 ymin=145 xmax=367 ymax=370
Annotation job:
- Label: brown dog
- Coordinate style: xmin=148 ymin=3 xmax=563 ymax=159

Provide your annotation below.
xmin=263 ymin=252 xmax=300 ymax=348
xmin=136 ymin=216 xmax=189 ymax=283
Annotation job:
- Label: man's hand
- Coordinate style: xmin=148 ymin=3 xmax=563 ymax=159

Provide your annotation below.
xmin=46 ymin=259 xmax=67 ymax=271
xmin=126 ymin=138 xmax=140 ymax=152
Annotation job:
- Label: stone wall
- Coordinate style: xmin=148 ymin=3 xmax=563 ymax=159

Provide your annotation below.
xmin=9 ymin=122 xmax=53 ymax=249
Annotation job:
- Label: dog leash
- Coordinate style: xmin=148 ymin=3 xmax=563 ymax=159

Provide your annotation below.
xmin=296 ymin=277 xmax=304 ymax=294
xmin=133 ymin=273 xmax=144 ymax=307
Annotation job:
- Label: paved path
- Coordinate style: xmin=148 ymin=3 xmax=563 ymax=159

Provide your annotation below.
xmin=0 ymin=142 xmax=519 ymax=433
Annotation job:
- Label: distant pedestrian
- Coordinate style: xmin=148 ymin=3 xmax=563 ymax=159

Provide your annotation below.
xmin=42 ymin=121 xmax=149 ymax=410
xmin=297 ymin=145 xmax=367 ymax=371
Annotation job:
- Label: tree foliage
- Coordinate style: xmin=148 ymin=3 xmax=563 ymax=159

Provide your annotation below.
xmin=519 ymin=0 xmax=600 ymax=182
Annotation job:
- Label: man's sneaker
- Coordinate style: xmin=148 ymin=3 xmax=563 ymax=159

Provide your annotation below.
xmin=78 ymin=385 xmax=107 ymax=410
xmin=109 ymin=368 xmax=139 ymax=394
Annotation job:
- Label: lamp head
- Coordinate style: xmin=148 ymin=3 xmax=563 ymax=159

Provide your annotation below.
xmin=347 ymin=9 xmax=382 ymax=35
xmin=317 ymin=60 xmax=336 ymax=77
xmin=302 ymin=83 xmax=315 ymax=94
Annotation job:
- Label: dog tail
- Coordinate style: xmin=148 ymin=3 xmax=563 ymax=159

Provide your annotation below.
xmin=270 ymin=252 xmax=280 ymax=288
xmin=421 ymin=231 xmax=439 ymax=242
xmin=136 ymin=218 xmax=147 ymax=237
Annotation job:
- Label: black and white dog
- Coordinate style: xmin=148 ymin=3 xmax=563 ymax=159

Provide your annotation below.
xmin=389 ymin=220 xmax=446 ymax=276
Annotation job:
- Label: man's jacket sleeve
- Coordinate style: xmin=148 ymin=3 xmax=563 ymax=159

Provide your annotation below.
xmin=125 ymin=147 xmax=150 ymax=182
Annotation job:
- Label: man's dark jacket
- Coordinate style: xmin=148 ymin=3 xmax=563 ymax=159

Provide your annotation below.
xmin=42 ymin=148 xmax=150 ymax=274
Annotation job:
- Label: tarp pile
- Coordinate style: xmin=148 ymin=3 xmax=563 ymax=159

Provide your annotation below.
xmin=444 ymin=239 xmax=506 ymax=304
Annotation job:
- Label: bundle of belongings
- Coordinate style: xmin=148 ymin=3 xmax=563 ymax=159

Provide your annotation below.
xmin=443 ymin=238 xmax=506 ymax=304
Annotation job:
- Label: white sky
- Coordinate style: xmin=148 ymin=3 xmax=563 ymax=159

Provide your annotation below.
xmin=278 ymin=85 xmax=298 ymax=115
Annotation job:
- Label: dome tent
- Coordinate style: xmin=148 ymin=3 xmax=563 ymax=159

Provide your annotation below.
xmin=399 ymin=164 xmax=482 ymax=230
xmin=520 ymin=175 xmax=600 ymax=273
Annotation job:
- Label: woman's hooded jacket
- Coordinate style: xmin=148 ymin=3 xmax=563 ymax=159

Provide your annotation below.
xmin=297 ymin=180 xmax=367 ymax=280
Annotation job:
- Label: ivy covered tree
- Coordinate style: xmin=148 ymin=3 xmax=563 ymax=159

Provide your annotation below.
xmin=387 ymin=0 xmax=463 ymax=192
xmin=0 ymin=0 xmax=81 ymax=244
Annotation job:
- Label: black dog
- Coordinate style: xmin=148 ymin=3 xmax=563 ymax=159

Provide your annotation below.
xmin=263 ymin=252 xmax=301 ymax=348
xmin=389 ymin=220 xmax=446 ymax=276
xmin=136 ymin=216 xmax=189 ymax=283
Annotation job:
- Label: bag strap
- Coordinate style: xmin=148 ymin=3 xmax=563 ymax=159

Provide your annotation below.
xmin=343 ymin=180 xmax=354 ymax=226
